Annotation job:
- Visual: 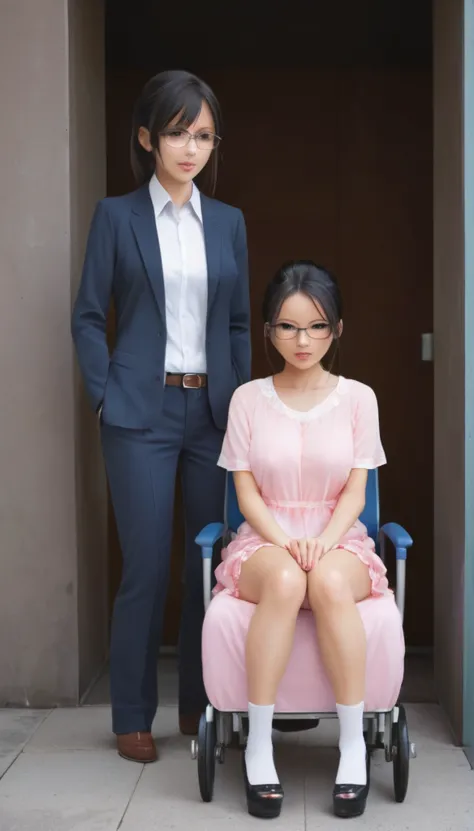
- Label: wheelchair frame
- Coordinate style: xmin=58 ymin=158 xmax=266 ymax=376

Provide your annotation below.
xmin=191 ymin=470 xmax=416 ymax=804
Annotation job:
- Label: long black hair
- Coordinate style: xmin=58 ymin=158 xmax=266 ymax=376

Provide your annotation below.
xmin=130 ymin=70 xmax=222 ymax=194
xmin=262 ymin=260 xmax=343 ymax=371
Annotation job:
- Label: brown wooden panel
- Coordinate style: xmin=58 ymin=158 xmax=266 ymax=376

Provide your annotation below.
xmin=207 ymin=68 xmax=341 ymax=382
xmin=336 ymin=69 xmax=433 ymax=645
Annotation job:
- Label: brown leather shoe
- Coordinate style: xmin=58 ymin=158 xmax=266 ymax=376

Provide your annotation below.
xmin=179 ymin=713 xmax=201 ymax=736
xmin=116 ymin=731 xmax=157 ymax=763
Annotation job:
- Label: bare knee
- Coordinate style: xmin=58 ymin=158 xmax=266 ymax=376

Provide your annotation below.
xmin=262 ymin=562 xmax=307 ymax=608
xmin=308 ymin=566 xmax=352 ymax=608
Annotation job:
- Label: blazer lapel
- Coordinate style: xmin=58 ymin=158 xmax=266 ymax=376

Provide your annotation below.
xmin=201 ymin=196 xmax=222 ymax=316
xmin=130 ymin=185 xmax=166 ymax=323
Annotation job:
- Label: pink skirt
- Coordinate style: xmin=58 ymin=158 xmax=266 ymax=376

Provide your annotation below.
xmin=214 ymin=506 xmax=390 ymax=601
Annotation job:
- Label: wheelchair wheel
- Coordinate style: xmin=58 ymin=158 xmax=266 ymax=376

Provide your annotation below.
xmin=197 ymin=712 xmax=216 ymax=803
xmin=392 ymin=704 xmax=410 ymax=802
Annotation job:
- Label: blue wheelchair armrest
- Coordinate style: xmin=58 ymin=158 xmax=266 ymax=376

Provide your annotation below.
xmin=379 ymin=522 xmax=413 ymax=560
xmin=195 ymin=523 xmax=225 ymax=559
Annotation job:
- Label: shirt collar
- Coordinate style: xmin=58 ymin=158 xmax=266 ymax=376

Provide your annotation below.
xmin=149 ymin=174 xmax=202 ymax=221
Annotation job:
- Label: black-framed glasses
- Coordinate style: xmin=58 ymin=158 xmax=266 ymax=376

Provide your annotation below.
xmin=160 ymin=129 xmax=221 ymax=150
xmin=268 ymin=322 xmax=332 ymax=341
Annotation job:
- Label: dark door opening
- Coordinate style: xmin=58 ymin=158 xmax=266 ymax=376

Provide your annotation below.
xmin=104 ymin=0 xmax=433 ymax=650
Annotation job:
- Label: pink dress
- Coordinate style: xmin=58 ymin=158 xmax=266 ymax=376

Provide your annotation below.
xmin=214 ymin=375 xmax=389 ymax=598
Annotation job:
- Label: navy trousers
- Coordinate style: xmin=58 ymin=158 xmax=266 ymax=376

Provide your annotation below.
xmin=101 ymin=386 xmax=225 ymax=735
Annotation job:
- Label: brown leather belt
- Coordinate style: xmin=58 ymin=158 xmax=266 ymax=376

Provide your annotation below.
xmin=165 ymin=373 xmax=207 ymax=389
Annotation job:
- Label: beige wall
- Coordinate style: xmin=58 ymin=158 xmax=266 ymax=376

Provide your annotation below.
xmin=0 ymin=0 xmax=107 ymax=705
xmin=433 ymin=0 xmax=465 ymax=742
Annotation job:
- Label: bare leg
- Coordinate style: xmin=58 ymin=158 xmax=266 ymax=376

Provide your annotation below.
xmin=307 ymin=549 xmax=371 ymax=786
xmin=239 ymin=546 xmax=307 ymax=785
xmin=240 ymin=546 xmax=307 ymax=703
xmin=307 ymin=549 xmax=370 ymax=703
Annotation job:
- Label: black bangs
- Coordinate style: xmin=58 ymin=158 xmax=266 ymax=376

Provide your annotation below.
xmin=262 ymin=261 xmax=343 ymax=328
xmin=162 ymin=88 xmax=207 ymax=132
xmin=130 ymin=70 xmax=222 ymax=193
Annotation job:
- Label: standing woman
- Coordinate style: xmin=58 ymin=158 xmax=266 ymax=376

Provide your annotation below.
xmin=72 ymin=70 xmax=251 ymax=763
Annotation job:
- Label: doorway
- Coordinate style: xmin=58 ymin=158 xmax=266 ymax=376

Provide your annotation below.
xmin=104 ymin=0 xmax=433 ymax=650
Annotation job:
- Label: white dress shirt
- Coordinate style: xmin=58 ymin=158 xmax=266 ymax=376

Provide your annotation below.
xmin=149 ymin=174 xmax=208 ymax=374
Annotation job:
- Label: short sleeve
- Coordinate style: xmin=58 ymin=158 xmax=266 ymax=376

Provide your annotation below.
xmin=217 ymin=386 xmax=252 ymax=471
xmin=351 ymin=384 xmax=387 ymax=469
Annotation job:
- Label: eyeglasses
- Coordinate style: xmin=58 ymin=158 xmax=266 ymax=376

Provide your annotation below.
xmin=268 ymin=322 xmax=332 ymax=341
xmin=160 ymin=129 xmax=221 ymax=150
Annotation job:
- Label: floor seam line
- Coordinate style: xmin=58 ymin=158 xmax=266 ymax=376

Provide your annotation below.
xmin=117 ymin=764 xmax=145 ymax=829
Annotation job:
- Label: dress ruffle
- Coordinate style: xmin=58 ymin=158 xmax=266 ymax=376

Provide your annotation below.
xmin=214 ymin=526 xmax=389 ymax=600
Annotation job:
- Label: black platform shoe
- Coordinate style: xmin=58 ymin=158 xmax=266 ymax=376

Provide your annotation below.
xmin=332 ymin=752 xmax=370 ymax=819
xmin=242 ymin=754 xmax=284 ymax=819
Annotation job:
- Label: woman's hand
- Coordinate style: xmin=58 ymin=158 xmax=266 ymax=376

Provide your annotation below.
xmin=286 ymin=536 xmax=335 ymax=571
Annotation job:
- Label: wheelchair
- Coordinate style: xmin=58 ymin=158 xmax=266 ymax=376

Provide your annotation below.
xmin=191 ymin=468 xmax=416 ymax=805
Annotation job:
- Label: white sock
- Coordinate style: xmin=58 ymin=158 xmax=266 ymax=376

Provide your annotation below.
xmin=245 ymin=702 xmax=279 ymax=786
xmin=335 ymin=701 xmax=367 ymax=786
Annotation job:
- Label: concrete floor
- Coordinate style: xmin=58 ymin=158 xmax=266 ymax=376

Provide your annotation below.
xmin=0 ymin=656 xmax=472 ymax=831
xmin=0 ymin=702 xmax=473 ymax=830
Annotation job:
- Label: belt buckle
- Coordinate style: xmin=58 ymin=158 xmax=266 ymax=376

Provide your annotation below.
xmin=182 ymin=373 xmax=201 ymax=389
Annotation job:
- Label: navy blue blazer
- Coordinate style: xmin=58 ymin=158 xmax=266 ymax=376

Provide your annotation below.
xmin=71 ymin=185 xmax=251 ymax=431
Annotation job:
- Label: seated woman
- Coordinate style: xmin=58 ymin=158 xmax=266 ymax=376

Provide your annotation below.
xmin=214 ymin=260 xmax=389 ymax=820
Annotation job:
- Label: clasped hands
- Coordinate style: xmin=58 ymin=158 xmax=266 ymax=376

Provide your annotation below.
xmin=284 ymin=535 xmax=335 ymax=571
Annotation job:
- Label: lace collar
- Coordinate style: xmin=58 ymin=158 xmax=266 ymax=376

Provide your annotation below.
xmin=257 ymin=375 xmax=348 ymax=422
